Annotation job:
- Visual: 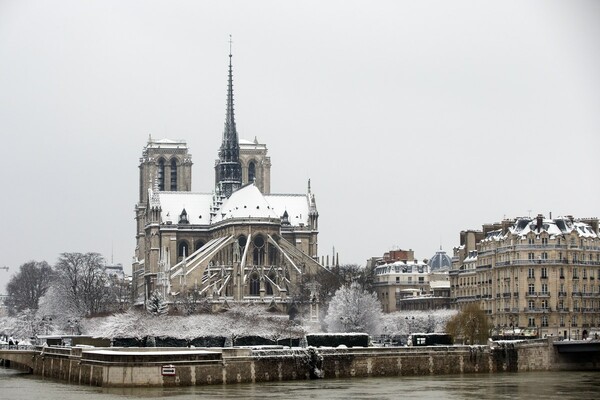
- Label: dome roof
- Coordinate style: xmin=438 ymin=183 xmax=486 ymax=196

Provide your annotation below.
xmin=428 ymin=249 xmax=452 ymax=271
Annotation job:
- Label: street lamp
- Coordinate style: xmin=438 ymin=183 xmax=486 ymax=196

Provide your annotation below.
xmin=405 ymin=316 xmax=415 ymax=335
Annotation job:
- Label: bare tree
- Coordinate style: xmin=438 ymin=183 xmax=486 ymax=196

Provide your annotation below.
xmin=6 ymin=261 xmax=54 ymax=315
xmin=55 ymin=252 xmax=111 ymax=316
xmin=445 ymin=303 xmax=490 ymax=344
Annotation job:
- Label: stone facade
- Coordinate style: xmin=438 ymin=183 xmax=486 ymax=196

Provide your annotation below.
xmin=450 ymin=214 xmax=600 ymax=339
xmin=371 ymin=249 xmax=451 ymax=313
xmin=132 ymin=55 xmax=324 ymax=314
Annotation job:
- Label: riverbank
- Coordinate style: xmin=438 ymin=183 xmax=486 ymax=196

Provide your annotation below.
xmin=2 ymin=338 xmax=599 ymax=387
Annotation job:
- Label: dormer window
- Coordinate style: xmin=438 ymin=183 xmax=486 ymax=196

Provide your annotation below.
xmin=179 ymin=208 xmax=189 ymax=224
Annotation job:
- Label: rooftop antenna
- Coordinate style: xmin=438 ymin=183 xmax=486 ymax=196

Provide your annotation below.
xmin=229 ymin=34 xmax=233 ymax=57
xmin=527 ymin=209 xmax=532 ymax=218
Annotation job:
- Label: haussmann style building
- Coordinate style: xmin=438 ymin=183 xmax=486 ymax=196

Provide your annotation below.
xmin=450 ymin=214 xmax=600 ymax=340
xmin=132 ymin=51 xmax=327 ymax=318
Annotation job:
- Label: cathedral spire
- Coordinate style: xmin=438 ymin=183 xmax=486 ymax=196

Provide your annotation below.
xmin=215 ymin=35 xmax=242 ymax=198
xmin=224 ymin=35 xmax=237 ymax=146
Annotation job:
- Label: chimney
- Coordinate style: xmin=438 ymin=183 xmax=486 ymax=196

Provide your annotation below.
xmin=537 ymin=214 xmax=544 ymax=233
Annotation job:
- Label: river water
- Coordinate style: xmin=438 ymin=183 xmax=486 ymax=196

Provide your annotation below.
xmin=1 ymin=367 xmax=598 ymax=400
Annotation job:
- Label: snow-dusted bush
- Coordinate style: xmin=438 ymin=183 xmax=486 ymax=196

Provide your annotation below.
xmin=78 ymin=304 xmax=306 ymax=345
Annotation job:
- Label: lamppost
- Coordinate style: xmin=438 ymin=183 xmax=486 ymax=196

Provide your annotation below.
xmin=405 ymin=316 xmax=415 ymax=335
xmin=340 ymin=316 xmax=350 ymax=332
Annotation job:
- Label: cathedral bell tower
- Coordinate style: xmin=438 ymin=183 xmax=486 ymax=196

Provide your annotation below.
xmin=215 ymin=41 xmax=242 ymax=198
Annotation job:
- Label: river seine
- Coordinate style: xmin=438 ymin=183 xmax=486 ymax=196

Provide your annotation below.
xmin=1 ymin=367 xmax=598 ymax=399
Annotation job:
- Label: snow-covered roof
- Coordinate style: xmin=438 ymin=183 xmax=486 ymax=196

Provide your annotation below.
xmin=239 ymin=137 xmax=267 ymax=150
xmin=154 ymin=183 xmax=310 ymax=227
xmin=508 ymin=216 xmax=598 ymax=239
xmin=158 ymin=192 xmax=213 ymax=225
xmin=146 ymin=138 xmax=188 ymax=149
xmin=375 ymin=261 xmax=429 ymax=275
xmin=213 ymin=184 xmax=280 ymax=222
xmin=264 ymin=194 xmax=310 ymax=226
xmin=481 ymin=229 xmax=506 ymax=243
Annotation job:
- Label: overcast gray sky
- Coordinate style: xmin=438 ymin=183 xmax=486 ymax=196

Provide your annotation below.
xmin=1 ymin=0 xmax=599 ymax=292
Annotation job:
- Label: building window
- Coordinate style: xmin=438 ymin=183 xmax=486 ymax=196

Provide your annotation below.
xmin=253 ymin=235 xmax=266 ymax=265
xmin=541 ymin=252 xmax=548 ymax=260
xmin=541 ymin=267 xmax=548 ymax=278
xmin=528 ymin=300 xmax=535 ymax=310
xmin=560 ymin=315 xmax=565 ymax=327
xmin=177 ymin=241 xmax=189 ymax=258
xmin=542 ymin=315 xmax=548 ymax=327
xmin=528 ymin=237 xmax=535 ymax=245
xmin=528 ymin=253 xmax=535 ymax=261
xmin=560 ymin=268 xmax=564 ymax=279
xmin=541 ymin=283 xmax=548 ymax=294
xmin=528 ymin=317 xmax=536 ymax=327
xmin=157 ymin=159 xmax=165 ymax=191
xmin=248 ymin=161 xmax=256 ymax=183
xmin=541 ymin=299 xmax=548 ymax=310
xmin=573 ymin=268 xmax=579 ymax=279
xmin=541 ymin=237 xmax=548 ymax=245
xmin=170 ymin=159 xmax=177 ymax=190
xmin=583 ymin=269 xmax=588 ymax=279
xmin=528 ymin=268 xmax=535 ymax=278
xmin=249 ymin=273 xmax=260 ymax=296
xmin=528 ymin=283 xmax=535 ymax=294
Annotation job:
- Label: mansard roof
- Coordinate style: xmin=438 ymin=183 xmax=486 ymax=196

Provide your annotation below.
xmin=508 ymin=216 xmax=598 ymax=239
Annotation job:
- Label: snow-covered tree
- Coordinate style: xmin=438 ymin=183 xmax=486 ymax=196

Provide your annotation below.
xmin=146 ymin=290 xmax=168 ymax=316
xmin=323 ymin=281 xmax=383 ymax=335
xmin=381 ymin=310 xmax=457 ymax=337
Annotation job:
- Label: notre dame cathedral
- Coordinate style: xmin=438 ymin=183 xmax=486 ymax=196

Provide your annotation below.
xmin=132 ymin=50 xmax=326 ymax=315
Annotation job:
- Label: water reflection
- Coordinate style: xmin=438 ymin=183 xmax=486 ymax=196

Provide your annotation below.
xmin=1 ymin=367 xmax=599 ymax=400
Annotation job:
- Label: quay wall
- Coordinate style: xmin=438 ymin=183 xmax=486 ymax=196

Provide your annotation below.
xmin=20 ymin=339 xmax=598 ymax=387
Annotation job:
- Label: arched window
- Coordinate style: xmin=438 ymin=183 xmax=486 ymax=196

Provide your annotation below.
xmin=248 ymin=161 xmax=256 ymax=183
xmin=195 ymin=241 xmax=205 ymax=251
xmin=253 ymin=235 xmax=265 ymax=265
xmin=178 ymin=241 xmax=189 ymax=259
xmin=170 ymin=159 xmax=178 ymax=191
xmin=266 ymin=270 xmax=276 ymax=295
xmin=157 ymin=159 xmax=165 ymax=191
xmin=250 ymin=273 xmax=260 ymax=296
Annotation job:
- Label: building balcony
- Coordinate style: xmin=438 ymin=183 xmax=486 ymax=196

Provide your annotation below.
xmin=524 ymin=307 xmax=552 ymax=313
xmin=525 ymin=292 xmax=550 ymax=298
xmin=558 ymin=291 xmax=567 ymax=297
xmin=503 ymin=292 xmax=511 ymax=298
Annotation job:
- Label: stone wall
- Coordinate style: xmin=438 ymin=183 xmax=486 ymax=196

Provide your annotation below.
xmin=17 ymin=339 xmax=599 ymax=387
